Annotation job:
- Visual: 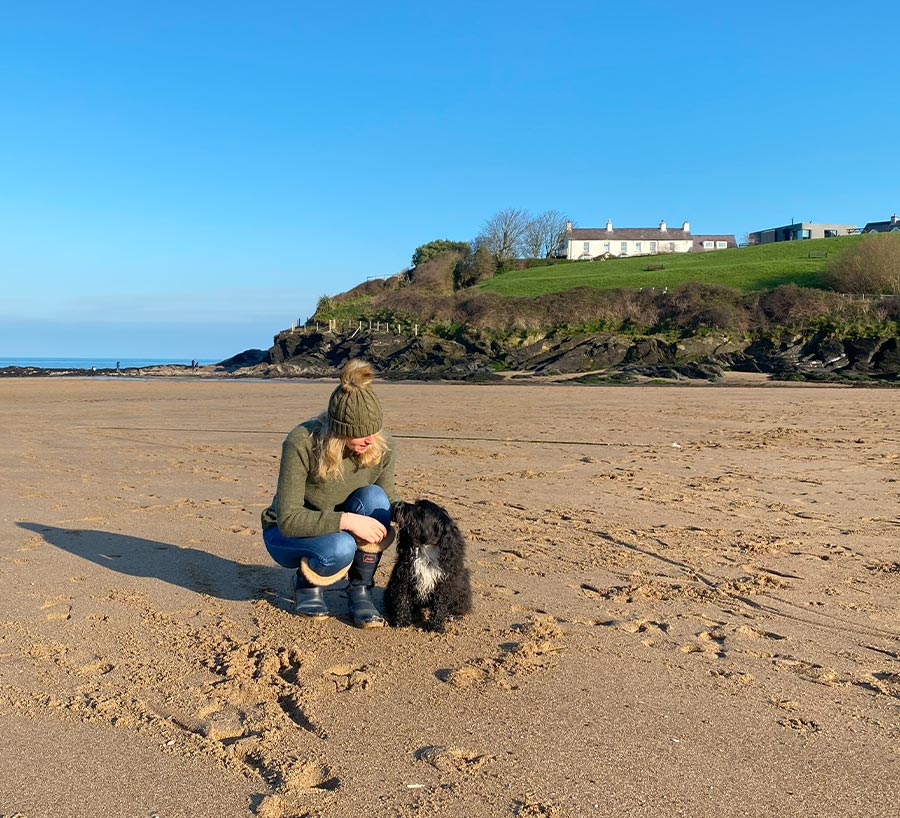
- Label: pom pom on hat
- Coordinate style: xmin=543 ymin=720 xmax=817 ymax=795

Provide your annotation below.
xmin=328 ymin=359 xmax=383 ymax=438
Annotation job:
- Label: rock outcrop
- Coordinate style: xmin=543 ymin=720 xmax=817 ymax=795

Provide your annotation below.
xmin=232 ymin=328 xmax=900 ymax=383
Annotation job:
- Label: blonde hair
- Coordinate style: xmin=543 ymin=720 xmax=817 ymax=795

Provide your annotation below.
xmin=310 ymin=411 xmax=389 ymax=482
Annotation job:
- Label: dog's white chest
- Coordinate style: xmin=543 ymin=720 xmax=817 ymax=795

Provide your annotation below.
xmin=413 ymin=546 xmax=445 ymax=600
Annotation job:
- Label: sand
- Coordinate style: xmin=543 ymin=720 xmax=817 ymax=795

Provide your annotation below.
xmin=0 ymin=377 xmax=898 ymax=818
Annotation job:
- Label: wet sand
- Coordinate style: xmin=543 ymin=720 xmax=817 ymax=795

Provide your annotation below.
xmin=1 ymin=378 xmax=898 ymax=817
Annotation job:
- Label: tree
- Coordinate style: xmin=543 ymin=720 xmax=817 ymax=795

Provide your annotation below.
xmin=523 ymin=210 xmax=571 ymax=258
xmin=479 ymin=208 xmax=531 ymax=268
xmin=825 ymin=234 xmax=900 ymax=294
xmin=411 ymin=239 xmax=470 ymax=268
xmin=454 ymin=244 xmax=497 ymax=289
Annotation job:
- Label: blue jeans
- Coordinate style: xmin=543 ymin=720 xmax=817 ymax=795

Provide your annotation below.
xmin=263 ymin=485 xmax=391 ymax=578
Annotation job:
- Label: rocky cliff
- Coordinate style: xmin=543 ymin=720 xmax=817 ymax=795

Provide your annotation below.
xmin=217 ymin=328 xmax=900 ymax=384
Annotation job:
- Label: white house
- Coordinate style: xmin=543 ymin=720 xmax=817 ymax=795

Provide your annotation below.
xmin=559 ymin=219 xmax=694 ymax=259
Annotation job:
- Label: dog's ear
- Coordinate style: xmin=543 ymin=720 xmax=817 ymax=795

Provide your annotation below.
xmin=392 ymin=501 xmax=410 ymax=527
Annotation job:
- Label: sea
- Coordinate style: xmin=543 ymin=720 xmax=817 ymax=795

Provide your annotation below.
xmin=0 ymin=357 xmax=219 ymax=370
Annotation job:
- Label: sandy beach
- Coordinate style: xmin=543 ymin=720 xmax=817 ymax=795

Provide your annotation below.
xmin=1 ymin=377 xmax=898 ymax=818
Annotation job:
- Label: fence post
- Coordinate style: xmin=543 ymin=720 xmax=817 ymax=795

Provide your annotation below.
xmin=414 ymin=324 xmax=418 ymax=336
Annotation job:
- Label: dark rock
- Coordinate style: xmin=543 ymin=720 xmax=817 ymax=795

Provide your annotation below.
xmin=241 ymin=326 xmax=900 ymax=384
xmin=216 ymin=349 xmax=269 ymax=369
xmin=844 ymin=337 xmax=883 ymax=372
xmin=872 ymin=338 xmax=900 ymax=380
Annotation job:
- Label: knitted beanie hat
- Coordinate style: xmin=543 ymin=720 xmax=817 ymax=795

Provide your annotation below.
xmin=327 ymin=359 xmax=383 ymax=438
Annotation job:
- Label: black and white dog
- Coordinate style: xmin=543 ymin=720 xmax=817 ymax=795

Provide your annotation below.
xmin=385 ymin=499 xmax=472 ymax=631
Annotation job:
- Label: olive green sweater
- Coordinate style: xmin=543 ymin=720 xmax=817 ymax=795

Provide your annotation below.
xmin=261 ymin=421 xmax=399 ymax=538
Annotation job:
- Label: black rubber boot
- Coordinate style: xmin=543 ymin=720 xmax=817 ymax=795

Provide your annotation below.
xmin=291 ymin=570 xmax=329 ymax=618
xmin=347 ymin=550 xmax=384 ymax=628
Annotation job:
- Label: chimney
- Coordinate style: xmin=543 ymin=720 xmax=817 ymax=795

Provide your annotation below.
xmin=682 ymin=220 xmax=690 ymax=233
xmin=565 ymin=220 xmax=573 ymax=232
xmin=892 ymin=214 xmax=898 ymax=224
xmin=659 ymin=219 xmax=667 ymax=232
xmin=606 ymin=219 xmax=613 ymax=232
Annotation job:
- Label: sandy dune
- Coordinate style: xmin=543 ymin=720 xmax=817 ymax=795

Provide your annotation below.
xmin=1 ymin=378 xmax=898 ymax=817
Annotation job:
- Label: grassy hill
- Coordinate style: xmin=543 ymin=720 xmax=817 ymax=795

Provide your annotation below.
xmin=480 ymin=235 xmax=862 ymax=297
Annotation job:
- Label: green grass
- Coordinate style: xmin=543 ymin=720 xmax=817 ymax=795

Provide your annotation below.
xmin=480 ymin=235 xmax=863 ymax=296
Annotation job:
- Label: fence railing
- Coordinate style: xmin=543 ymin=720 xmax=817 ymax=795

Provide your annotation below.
xmin=284 ymin=319 xmax=422 ymax=337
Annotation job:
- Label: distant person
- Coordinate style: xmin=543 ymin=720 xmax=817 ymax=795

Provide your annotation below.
xmin=261 ymin=359 xmax=399 ymax=628
xmin=116 ymin=361 xmax=120 ymax=371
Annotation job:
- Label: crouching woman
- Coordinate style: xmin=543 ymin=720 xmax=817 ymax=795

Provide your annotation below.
xmin=261 ymin=360 xmax=397 ymax=628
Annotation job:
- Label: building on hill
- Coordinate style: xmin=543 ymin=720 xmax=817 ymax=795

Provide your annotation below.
xmin=749 ymin=221 xmax=857 ymax=244
xmin=693 ymin=234 xmax=737 ymax=252
xmin=559 ymin=219 xmax=691 ymax=259
xmin=861 ymin=213 xmax=900 ymax=234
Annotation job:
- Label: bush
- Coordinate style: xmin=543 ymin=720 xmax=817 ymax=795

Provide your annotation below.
xmin=411 ymin=240 xmax=469 ymax=268
xmin=756 ymin=284 xmax=833 ymax=325
xmin=825 ymin=233 xmax=900 ymax=294
xmin=407 ymin=251 xmax=461 ymax=295
xmin=655 ymin=282 xmax=750 ymax=334
xmin=454 ymin=246 xmax=496 ymax=289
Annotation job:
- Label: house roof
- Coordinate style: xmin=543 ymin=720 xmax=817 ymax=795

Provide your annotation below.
xmin=692 ymin=234 xmax=737 ymax=249
xmin=862 ymin=219 xmax=900 ymax=233
xmin=567 ymin=227 xmax=690 ymax=241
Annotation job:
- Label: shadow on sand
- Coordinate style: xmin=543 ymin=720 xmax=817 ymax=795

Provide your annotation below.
xmin=18 ymin=522 xmax=292 ymax=605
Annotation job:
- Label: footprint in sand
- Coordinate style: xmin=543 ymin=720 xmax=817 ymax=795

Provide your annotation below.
xmin=78 ymin=659 xmax=114 ymax=676
xmin=198 ymin=707 xmax=245 ymax=741
xmin=415 ymin=744 xmax=494 ymax=773
xmin=514 ymin=794 xmax=564 ymax=817
xmin=778 ymin=716 xmax=820 ymax=734
xmin=709 ymin=668 xmax=754 ymax=686
xmin=736 ymin=624 xmax=787 ymax=641
xmin=325 ymin=664 xmax=372 ymax=692
xmin=442 ymin=616 xmax=564 ymax=689
xmin=254 ymin=762 xmax=341 ymax=818
xmin=40 ymin=597 xmax=73 ymax=621
xmin=620 ymin=618 xmax=669 ymax=635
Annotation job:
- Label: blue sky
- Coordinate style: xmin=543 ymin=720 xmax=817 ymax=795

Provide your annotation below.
xmin=1 ymin=1 xmax=897 ymax=359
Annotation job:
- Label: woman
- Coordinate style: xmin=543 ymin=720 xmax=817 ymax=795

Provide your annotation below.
xmin=261 ymin=359 xmax=398 ymax=628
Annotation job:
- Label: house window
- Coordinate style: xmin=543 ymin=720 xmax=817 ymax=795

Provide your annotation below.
xmin=635 ymin=241 xmax=642 ymax=253
xmin=668 ymin=242 xmax=675 ymax=252
xmin=603 ymin=242 xmax=610 ymax=253
xmin=583 ymin=242 xmax=590 ymax=254
xmin=620 ymin=242 xmax=627 ymax=254
xmin=649 ymin=241 xmax=657 ymax=253
xmin=715 ymin=240 xmax=727 ymax=248
xmin=702 ymin=241 xmax=714 ymax=249
xmin=823 ymin=229 xmax=838 ymax=237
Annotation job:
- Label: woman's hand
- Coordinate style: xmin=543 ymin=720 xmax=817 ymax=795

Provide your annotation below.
xmin=340 ymin=512 xmax=387 ymax=544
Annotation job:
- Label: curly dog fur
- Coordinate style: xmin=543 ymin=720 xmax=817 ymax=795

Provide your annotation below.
xmin=384 ymin=499 xmax=472 ymax=631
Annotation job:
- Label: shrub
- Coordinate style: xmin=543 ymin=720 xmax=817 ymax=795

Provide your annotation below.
xmin=411 ymin=239 xmax=469 ymax=268
xmin=407 ymin=251 xmax=461 ymax=295
xmin=655 ymin=282 xmax=749 ymax=334
xmin=454 ymin=245 xmax=496 ymax=289
xmin=825 ymin=233 xmax=900 ymax=294
xmin=757 ymin=284 xmax=832 ymax=325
